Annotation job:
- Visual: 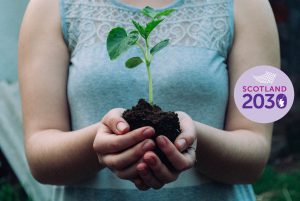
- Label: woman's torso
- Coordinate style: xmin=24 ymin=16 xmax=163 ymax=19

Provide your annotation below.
xmin=53 ymin=0 xmax=256 ymax=200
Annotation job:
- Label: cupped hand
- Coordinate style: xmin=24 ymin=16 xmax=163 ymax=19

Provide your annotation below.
xmin=93 ymin=108 xmax=156 ymax=183
xmin=135 ymin=111 xmax=197 ymax=189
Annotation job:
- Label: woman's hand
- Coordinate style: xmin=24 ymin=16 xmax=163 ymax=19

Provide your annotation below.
xmin=93 ymin=108 xmax=156 ymax=182
xmin=135 ymin=111 xmax=197 ymax=190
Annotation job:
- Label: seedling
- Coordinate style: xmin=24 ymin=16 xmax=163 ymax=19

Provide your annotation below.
xmin=106 ymin=6 xmax=180 ymax=169
xmin=106 ymin=6 xmax=176 ymax=105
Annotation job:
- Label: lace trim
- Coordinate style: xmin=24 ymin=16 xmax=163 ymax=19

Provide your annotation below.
xmin=62 ymin=0 xmax=233 ymax=57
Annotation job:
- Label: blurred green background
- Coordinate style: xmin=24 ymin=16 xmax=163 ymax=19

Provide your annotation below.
xmin=1 ymin=0 xmax=300 ymax=200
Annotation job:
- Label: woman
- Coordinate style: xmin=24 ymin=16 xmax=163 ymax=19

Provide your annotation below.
xmin=18 ymin=0 xmax=279 ymax=200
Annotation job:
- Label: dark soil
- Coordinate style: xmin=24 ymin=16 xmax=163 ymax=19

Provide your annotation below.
xmin=123 ymin=99 xmax=181 ymax=169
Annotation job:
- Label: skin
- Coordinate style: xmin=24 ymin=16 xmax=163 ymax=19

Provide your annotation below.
xmin=94 ymin=109 xmax=196 ymax=189
xmin=134 ymin=0 xmax=280 ymax=188
xmin=19 ymin=0 xmax=279 ymax=190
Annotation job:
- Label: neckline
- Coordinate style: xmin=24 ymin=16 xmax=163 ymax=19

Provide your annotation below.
xmin=111 ymin=0 xmax=183 ymax=11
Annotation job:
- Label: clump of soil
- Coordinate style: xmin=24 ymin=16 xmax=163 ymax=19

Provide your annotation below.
xmin=123 ymin=99 xmax=181 ymax=169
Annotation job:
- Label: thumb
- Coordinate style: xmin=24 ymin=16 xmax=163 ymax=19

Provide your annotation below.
xmin=174 ymin=111 xmax=196 ymax=152
xmin=102 ymin=108 xmax=130 ymax=135
xmin=175 ymin=134 xmax=196 ymax=152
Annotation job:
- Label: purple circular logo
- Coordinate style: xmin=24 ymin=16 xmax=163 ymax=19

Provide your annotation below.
xmin=234 ymin=65 xmax=294 ymax=123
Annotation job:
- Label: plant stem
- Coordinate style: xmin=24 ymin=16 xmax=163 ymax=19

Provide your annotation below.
xmin=145 ymin=37 xmax=153 ymax=105
xmin=136 ymin=40 xmax=153 ymax=104
xmin=136 ymin=42 xmax=145 ymax=57
xmin=146 ymin=62 xmax=153 ymax=105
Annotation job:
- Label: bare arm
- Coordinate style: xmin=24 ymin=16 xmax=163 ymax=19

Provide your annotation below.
xmin=18 ymin=0 xmax=101 ymax=185
xmin=194 ymin=0 xmax=280 ymax=184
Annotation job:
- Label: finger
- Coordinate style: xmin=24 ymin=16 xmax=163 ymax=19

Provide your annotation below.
xmin=157 ymin=136 xmax=196 ymax=172
xmin=113 ymin=157 xmax=144 ymax=180
xmin=93 ymin=126 xmax=155 ymax=154
xmin=143 ymin=151 xmax=178 ymax=183
xmin=137 ymin=163 xmax=164 ymax=189
xmin=102 ymin=108 xmax=130 ymax=135
xmin=174 ymin=111 xmax=197 ymax=152
xmin=102 ymin=139 xmax=155 ymax=170
xmin=133 ymin=178 xmax=150 ymax=191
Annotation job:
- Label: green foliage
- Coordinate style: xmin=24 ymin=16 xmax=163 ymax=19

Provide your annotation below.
xmin=125 ymin=57 xmax=143 ymax=68
xmin=131 ymin=20 xmax=146 ymax=39
xmin=145 ymin=19 xmax=164 ymax=39
xmin=153 ymin=8 xmax=176 ymax=19
xmin=0 ymin=179 xmax=33 ymax=201
xmin=132 ymin=18 xmax=164 ymax=40
xmin=253 ymin=166 xmax=300 ymax=201
xmin=141 ymin=6 xmax=176 ymax=19
xmin=141 ymin=6 xmax=157 ymax=19
xmin=106 ymin=6 xmax=176 ymax=105
xmin=107 ymin=27 xmax=139 ymax=60
xmin=150 ymin=39 xmax=169 ymax=55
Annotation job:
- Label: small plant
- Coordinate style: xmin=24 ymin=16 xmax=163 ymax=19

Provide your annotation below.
xmin=106 ymin=6 xmax=175 ymax=105
xmin=106 ymin=6 xmax=180 ymax=169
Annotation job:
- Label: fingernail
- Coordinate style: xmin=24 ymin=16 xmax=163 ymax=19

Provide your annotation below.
xmin=176 ymin=139 xmax=186 ymax=151
xmin=138 ymin=166 xmax=148 ymax=176
xmin=142 ymin=141 xmax=154 ymax=151
xmin=143 ymin=128 xmax=154 ymax=137
xmin=117 ymin=122 xmax=128 ymax=132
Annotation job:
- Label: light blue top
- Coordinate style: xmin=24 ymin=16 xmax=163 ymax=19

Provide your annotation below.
xmin=54 ymin=0 xmax=256 ymax=200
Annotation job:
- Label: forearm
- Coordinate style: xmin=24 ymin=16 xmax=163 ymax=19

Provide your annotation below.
xmin=194 ymin=121 xmax=271 ymax=184
xmin=25 ymin=123 xmax=102 ymax=185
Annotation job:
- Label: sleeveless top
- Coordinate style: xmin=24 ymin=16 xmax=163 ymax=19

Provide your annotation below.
xmin=53 ymin=0 xmax=256 ymax=200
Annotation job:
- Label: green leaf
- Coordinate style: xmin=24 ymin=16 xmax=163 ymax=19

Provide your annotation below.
xmin=106 ymin=27 xmax=139 ymax=60
xmin=154 ymin=8 xmax=176 ymax=19
xmin=125 ymin=57 xmax=143 ymax=68
xmin=150 ymin=39 xmax=169 ymax=55
xmin=132 ymin=20 xmax=146 ymax=38
xmin=145 ymin=19 xmax=164 ymax=39
xmin=141 ymin=6 xmax=157 ymax=19
xmin=128 ymin=30 xmax=139 ymax=45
